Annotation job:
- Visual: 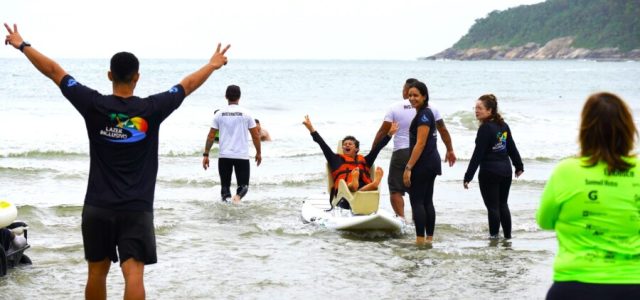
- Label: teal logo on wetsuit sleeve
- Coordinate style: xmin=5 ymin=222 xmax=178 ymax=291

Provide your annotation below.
xmin=169 ymin=86 xmax=179 ymax=94
xmin=67 ymin=78 xmax=78 ymax=87
xmin=421 ymin=115 xmax=429 ymax=122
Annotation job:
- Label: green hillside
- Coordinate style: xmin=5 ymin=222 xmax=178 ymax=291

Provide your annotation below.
xmin=453 ymin=0 xmax=640 ymax=51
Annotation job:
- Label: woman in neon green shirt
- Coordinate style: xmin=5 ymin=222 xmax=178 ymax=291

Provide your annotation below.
xmin=537 ymin=92 xmax=640 ymax=299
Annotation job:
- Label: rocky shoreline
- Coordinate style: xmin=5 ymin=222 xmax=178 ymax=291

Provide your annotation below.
xmin=424 ymin=37 xmax=640 ymax=61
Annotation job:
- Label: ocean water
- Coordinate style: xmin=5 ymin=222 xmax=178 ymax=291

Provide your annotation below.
xmin=0 ymin=58 xmax=639 ymax=299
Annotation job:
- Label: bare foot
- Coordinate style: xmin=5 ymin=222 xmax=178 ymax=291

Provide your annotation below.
xmin=232 ymin=195 xmax=241 ymax=204
xmin=348 ymin=168 xmax=360 ymax=191
xmin=374 ymin=166 xmax=383 ymax=184
xmin=416 ymin=236 xmax=433 ymax=246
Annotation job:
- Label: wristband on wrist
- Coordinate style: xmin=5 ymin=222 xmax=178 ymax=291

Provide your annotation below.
xmin=203 ymin=153 xmax=209 ymax=157
xmin=19 ymin=41 xmax=31 ymax=52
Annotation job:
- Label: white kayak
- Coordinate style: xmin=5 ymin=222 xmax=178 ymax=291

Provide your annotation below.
xmin=301 ymin=198 xmax=404 ymax=232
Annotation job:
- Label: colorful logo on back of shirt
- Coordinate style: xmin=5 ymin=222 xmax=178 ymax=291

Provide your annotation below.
xmin=100 ymin=113 xmax=149 ymax=143
xmin=492 ymin=131 xmax=507 ymax=152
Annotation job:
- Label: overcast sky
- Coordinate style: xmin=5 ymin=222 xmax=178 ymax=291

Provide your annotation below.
xmin=1 ymin=0 xmax=544 ymax=60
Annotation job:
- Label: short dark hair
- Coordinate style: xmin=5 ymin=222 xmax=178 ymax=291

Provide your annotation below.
xmin=110 ymin=52 xmax=139 ymax=83
xmin=254 ymin=119 xmax=260 ymax=124
xmin=226 ymin=85 xmax=241 ymax=101
xmin=342 ymin=135 xmax=360 ymax=149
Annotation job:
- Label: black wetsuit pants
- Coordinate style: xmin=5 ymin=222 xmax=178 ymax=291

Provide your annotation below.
xmin=218 ymin=158 xmax=250 ymax=200
xmin=409 ymin=170 xmax=437 ymax=237
xmin=478 ymin=170 xmax=512 ymax=238
xmin=546 ymin=281 xmax=640 ymax=300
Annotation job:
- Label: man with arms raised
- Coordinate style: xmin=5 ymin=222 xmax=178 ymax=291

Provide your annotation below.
xmin=4 ymin=23 xmax=229 ymax=299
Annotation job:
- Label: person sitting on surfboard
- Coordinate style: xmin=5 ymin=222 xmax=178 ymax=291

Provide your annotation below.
xmin=302 ymin=115 xmax=398 ymax=205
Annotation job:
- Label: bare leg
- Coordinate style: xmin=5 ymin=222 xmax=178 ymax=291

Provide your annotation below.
xmin=121 ymin=258 xmax=146 ymax=300
xmin=347 ymin=168 xmax=360 ymax=192
xmin=86 ymin=258 xmax=111 ymax=300
xmin=390 ymin=192 xmax=405 ymax=218
xmin=359 ymin=167 xmax=383 ymax=192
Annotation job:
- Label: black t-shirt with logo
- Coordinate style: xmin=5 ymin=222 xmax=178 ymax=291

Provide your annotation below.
xmin=409 ymin=107 xmax=442 ymax=176
xmin=59 ymin=75 xmax=185 ymax=211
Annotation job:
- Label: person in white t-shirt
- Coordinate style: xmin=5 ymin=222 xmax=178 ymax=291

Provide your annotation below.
xmin=371 ymin=78 xmax=456 ymax=219
xmin=202 ymin=85 xmax=262 ymax=203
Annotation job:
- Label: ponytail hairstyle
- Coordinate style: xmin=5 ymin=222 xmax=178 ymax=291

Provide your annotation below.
xmin=408 ymin=81 xmax=429 ymax=110
xmin=477 ymin=94 xmax=505 ymax=125
xmin=579 ymin=92 xmax=637 ymax=172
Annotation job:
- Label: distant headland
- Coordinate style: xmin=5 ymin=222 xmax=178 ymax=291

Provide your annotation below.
xmin=423 ymin=0 xmax=640 ymax=61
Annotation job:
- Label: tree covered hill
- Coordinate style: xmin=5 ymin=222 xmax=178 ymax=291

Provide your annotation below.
xmin=446 ymin=0 xmax=639 ymax=58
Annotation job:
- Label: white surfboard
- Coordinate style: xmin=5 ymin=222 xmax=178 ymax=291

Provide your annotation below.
xmin=301 ymin=198 xmax=404 ymax=232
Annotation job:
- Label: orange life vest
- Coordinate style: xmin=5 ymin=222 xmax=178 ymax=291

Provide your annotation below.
xmin=330 ymin=154 xmax=372 ymax=195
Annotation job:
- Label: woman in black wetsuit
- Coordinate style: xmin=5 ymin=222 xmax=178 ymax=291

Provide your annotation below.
xmin=464 ymin=94 xmax=523 ymax=240
xmin=402 ymin=81 xmax=441 ymax=245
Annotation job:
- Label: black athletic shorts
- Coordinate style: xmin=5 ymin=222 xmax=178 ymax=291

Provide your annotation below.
xmin=388 ymin=148 xmax=410 ymax=194
xmin=82 ymin=205 xmax=157 ymax=265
